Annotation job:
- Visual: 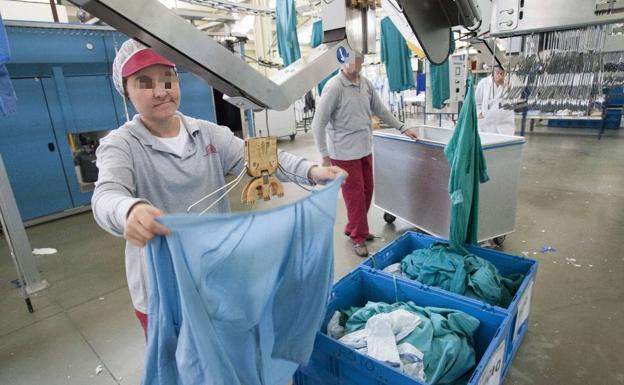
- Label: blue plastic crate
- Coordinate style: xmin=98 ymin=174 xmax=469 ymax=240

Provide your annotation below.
xmin=295 ymin=268 xmax=511 ymax=385
xmin=361 ymin=231 xmax=538 ymax=370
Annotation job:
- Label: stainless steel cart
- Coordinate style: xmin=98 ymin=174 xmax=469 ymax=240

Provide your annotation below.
xmin=373 ymin=126 xmax=525 ymax=245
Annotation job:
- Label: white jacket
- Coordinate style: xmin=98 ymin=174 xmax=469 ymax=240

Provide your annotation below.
xmin=475 ymin=76 xmax=516 ymax=136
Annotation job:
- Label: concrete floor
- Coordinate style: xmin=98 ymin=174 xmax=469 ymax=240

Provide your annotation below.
xmin=0 ymin=125 xmax=623 ymax=385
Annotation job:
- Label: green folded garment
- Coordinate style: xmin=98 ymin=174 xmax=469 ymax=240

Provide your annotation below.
xmin=400 ymin=245 xmax=524 ymax=307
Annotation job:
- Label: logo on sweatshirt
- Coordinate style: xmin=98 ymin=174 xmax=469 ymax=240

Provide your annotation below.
xmin=204 ymin=144 xmax=218 ymax=156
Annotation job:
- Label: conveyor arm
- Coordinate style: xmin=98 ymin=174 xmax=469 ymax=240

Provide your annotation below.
xmin=70 ymin=0 xmax=481 ymax=110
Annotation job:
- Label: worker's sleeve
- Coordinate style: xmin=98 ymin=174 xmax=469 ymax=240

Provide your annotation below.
xmin=474 ymin=80 xmax=484 ymax=117
xmin=276 ymin=149 xmax=316 ymax=185
xmin=210 ymin=123 xmax=316 ymax=185
xmin=311 ymin=81 xmax=339 ymax=158
xmin=370 ymin=80 xmax=405 ymax=132
xmin=211 ymin=123 xmax=246 ymax=177
xmin=91 ymin=136 xmax=147 ymax=238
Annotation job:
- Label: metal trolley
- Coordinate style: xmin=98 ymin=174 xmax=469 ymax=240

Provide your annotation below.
xmin=373 ymin=126 xmax=526 ymax=245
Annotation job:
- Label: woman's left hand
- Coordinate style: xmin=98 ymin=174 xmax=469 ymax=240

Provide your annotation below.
xmin=309 ymin=165 xmax=348 ymax=185
xmin=403 ymin=128 xmax=418 ymax=140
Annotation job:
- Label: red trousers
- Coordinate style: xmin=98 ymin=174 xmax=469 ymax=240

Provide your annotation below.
xmin=331 ymin=154 xmax=373 ymax=245
xmin=135 ymin=309 xmax=148 ymax=341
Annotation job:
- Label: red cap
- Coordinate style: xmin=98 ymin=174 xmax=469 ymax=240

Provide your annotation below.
xmin=121 ymin=48 xmax=175 ymax=77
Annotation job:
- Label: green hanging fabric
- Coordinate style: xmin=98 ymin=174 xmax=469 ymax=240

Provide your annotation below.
xmin=310 ymin=19 xmax=338 ymax=95
xmin=276 ymin=0 xmax=301 ymax=66
xmin=317 ymin=70 xmax=339 ymax=95
xmin=380 ymin=17 xmax=414 ymax=92
xmin=444 ymin=75 xmax=489 ymax=254
xmin=429 ymin=31 xmax=455 ymax=109
xmin=310 ymin=19 xmax=323 ymax=48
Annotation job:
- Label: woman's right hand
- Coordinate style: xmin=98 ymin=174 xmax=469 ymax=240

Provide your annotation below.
xmin=124 ymin=203 xmax=171 ymax=247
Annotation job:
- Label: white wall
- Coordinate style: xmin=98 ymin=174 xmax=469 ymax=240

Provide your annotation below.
xmin=0 ymin=0 xmax=69 ymax=23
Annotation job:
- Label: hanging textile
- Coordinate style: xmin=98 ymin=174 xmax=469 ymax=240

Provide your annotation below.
xmin=276 ymin=0 xmax=301 ymax=67
xmin=429 ymin=31 xmax=455 ymax=109
xmin=416 ymin=73 xmax=426 ymax=94
xmin=380 ymin=17 xmax=414 ymax=92
xmin=444 ymin=76 xmax=489 ymax=253
xmin=310 ymin=19 xmax=338 ymax=95
xmin=141 ymin=179 xmax=341 ymax=385
xmin=0 ymin=16 xmax=17 ymax=117
xmin=310 ymin=19 xmax=323 ymax=48
xmin=317 ymin=70 xmax=339 ymax=95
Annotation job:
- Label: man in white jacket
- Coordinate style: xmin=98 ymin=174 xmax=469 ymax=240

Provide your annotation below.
xmin=475 ymin=66 xmax=516 ymax=136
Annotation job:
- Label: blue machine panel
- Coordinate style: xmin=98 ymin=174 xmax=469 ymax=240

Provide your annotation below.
xmin=7 ymin=27 xmax=109 ymax=65
xmin=63 ymin=75 xmax=119 ymax=133
xmin=1 ymin=23 xmax=219 ymax=222
xmin=41 ymin=77 xmax=95 ymax=208
xmin=177 ymin=71 xmax=216 ymax=123
xmin=102 ymin=33 xmax=128 ymax=63
xmin=0 ymin=78 xmax=73 ymax=220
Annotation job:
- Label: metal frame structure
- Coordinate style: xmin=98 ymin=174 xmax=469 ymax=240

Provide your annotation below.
xmin=0 ymin=156 xmax=49 ymax=313
xmin=182 ymin=0 xmax=276 ymax=17
xmin=491 ymin=0 xmax=624 ymax=37
xmin=394 ymin=0 xmax=480 ymax=64
xmin=70 ymin=0 xmax=355 ymax=111
xmin=70 ymin=0 xmax=481 ymax=110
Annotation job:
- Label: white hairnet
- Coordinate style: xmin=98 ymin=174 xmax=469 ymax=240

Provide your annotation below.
xmin=112 ymin=39 xmax=148 ymax=96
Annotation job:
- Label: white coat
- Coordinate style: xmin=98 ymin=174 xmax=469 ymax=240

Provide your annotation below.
xmin=474 ymin=75 xmax=516 ymax=136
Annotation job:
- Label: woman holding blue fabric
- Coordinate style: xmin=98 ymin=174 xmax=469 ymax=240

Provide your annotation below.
xmin=91 ymin=39 xmax=346 ymax=337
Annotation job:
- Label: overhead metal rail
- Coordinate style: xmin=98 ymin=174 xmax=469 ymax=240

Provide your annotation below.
xmin=69 ymin=0 xmax=481 ymax=108
xmin=181 ymin=0 xmax=276 ymax=17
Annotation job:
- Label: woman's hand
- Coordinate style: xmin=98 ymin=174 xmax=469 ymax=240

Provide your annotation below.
xmin=403 ymin=128 xmax=418 ymax=140
xmin=124 ymin=203 xmax=170 ymax=247
xmin=309 ymin=165 xmax=348 ymax=185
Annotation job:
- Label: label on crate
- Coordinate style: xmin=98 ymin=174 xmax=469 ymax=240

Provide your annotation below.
xmin=514 ymin=278 xmax=534 ymax=340
xmin=478 ymin=340 xmax=506 ymax=385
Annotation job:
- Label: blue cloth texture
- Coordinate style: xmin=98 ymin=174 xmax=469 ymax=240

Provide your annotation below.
xmin=310 ymin=19 xmax=323 ymax=48
xmin=429 ymin=32 xmax=455 ymax=109
xmin=0 ymin=17 xmax=10 ymax=64
xmin=444 ymin=76 xmax=489 ymax=253
xmin=416 ymin=73 xmax=426 ymax=94
xmin=380 ymin=17 xmax=414 ymax=92
xmin=310 ymin=20 xmax=337 ymax=95
xmin=400 ymin=245 xmax=524 ymax=307
xmin=141 ymin=179 xmax=342 ymax=385
xmin=341 ymin=301 xmax=479 ymax=385
xmin=0 ymin=65 xmax=17 ymax=116
xmin=0 ymin=17 xmax=16 ymax=116
xmin=276 ymin=0 xmax=301 ymax=66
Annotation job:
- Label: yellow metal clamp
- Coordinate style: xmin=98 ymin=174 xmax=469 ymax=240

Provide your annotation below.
xmin=242 ymin=136 xmax=284 ymax=204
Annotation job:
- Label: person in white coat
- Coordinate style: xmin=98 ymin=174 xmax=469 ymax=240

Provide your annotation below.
xmin=475 ymin=66 xmax=516 ymax=135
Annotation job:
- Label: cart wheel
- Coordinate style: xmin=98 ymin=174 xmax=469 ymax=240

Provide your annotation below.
xmin=383 ymin=212 xmax=396 ymax=224
xmin=290 ymin=134 xmax=296 ymax=141
xmin=493 ymin=235 xmax=506 ymax=246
